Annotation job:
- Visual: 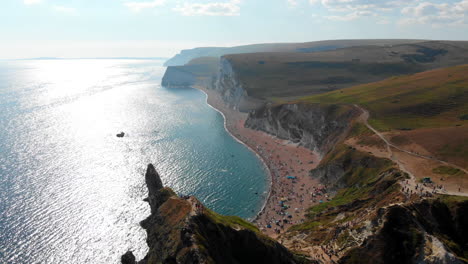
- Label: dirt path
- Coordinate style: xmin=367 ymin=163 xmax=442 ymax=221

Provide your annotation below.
xmin=354 ymin=104 xmax=468 ymax=197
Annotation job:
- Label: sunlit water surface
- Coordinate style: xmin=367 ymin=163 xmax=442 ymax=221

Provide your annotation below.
xmin=0 ymin=59 xmax=268 ymax=263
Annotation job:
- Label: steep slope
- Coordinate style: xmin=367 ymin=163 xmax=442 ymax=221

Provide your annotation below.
xmin=339 ymin=197 xmax=468 ymax=264
xmin=280 ymin=138 xmax=468 ymax=263
xmin=301 ymin=64 xmax=468 ymax=131
xmin=223 ymin=41 xmax=468 ymax=100
xmin=122 ymin=164 xmax=310 ymax=264
xmin=245 ymin=103 xmax=359 ymax=156
xmin=162 ymin=57 xmax=219 ymax=88
xmin=238 ymin=65 xmax=468 ymax=262
xmin=157 ymin=43 xmax=468 ymax=264
xmin=163 ymin=41 xmax=468 ymax=112
xmin=300 ymin=64 xmax=468 ymax=172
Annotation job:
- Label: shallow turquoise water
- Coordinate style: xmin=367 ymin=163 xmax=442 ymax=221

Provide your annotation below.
xmin=0 ymin=59 xmax=268 ymax=263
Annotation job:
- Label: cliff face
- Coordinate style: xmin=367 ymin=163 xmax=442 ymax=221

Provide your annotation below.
xmin=160 ymin=56 xmax=263 ymax=111
xmin=123 ymin=164 xmax=307 ymax=264
xmin=161 ymin=66 xmax=197 ymax=88
xmin=340 ymin=200 xmax=468 ymax=264
xmin=244 ymin=103 xmax=359 ymax=156
xmin=213 ymin=58 xmax=245 ymax=110
xmin=209 ymin=57 xmax=263 ymax=111
xmin=221 ymin=41 xmax=468 ymax=100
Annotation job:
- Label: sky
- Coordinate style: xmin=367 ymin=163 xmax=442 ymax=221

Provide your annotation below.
xmin=1 ymin=0 xmax=468 ymax=59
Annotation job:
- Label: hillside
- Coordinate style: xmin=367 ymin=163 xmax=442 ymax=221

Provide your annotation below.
xmin=300 ymin=65 xmax=468 ymax=172
xmin=164 ymin=39 xmax=426 ymax=66
xmin=240 ymin=65 xmax=468 ymax=262
xmin=224 ymin=41 xmax=468 ymax=100
xmin=301 ymin=64 xmax=468 ymax=131
xmin=156 ymin=42 xmax=468 ymax=264
xmin=278 ymin=127 xmax=468 ymax=263
xmin=282 ymin=143 xmax=468 ymax=263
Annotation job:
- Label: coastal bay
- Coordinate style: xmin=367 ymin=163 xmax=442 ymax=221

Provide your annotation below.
xmin=194 ymin=85 xmax=329 ymax=237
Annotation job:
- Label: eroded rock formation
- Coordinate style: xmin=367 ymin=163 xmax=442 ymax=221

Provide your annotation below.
xmin=123 ymin=164 xmax=309 ymax=264
xmin=245 ymin=103 xmax=359 ymax=156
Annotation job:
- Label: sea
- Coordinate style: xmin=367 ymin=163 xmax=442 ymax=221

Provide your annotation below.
xmin=0 ymin=59 xmax=268 ymax=263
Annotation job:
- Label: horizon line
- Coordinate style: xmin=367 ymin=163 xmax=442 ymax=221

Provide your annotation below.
xmin=1 ymin=57 xmax=169 ymax=61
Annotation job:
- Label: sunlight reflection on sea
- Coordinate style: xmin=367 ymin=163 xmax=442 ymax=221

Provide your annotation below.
xmin=0 ymin=59 xmax=267 ymax=263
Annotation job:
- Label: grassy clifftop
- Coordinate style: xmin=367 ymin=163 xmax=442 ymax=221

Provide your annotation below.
xmin=299 ymin=64 xmax=468 ymax=169
xmin=164 ymin=39 xmax=425 ymax=66
xmin=301 ymin=64 xmax=468 ymax=131
xmin=225 ymin=41 xmax=468 ymax=101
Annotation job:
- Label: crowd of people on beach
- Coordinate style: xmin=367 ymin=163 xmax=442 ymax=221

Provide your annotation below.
xmin=245 ymin=140 xmax=328 ymax=235
xmin=202 ymin=97 xmax=323 ymax=236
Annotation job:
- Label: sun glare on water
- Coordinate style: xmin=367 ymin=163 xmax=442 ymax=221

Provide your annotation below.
xmin=0 ymin=59 xmax=267 ymax=263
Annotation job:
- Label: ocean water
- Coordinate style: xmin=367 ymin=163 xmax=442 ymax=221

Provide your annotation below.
xmin=0 ymin=59 xmax=268 ymax=263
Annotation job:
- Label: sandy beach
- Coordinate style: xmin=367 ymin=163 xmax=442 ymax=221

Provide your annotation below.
xmin=195 ymin=86 xmax=331 ymax=237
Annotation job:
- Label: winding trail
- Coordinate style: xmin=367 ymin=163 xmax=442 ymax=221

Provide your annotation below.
xmin=354 ymin=104 xmax=468 ymax=197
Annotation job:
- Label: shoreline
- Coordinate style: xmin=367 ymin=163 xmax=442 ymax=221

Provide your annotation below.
xmin=193 ymin=85 xmax=324 ymax=237
xmin=196 ymin=87 xmax=273 ymax=221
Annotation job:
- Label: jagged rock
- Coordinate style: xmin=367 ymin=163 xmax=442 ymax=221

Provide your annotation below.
xmin=282 ymin=144 xmax=468 ymax=263
xmin=144 ymin=164 xmax=166 ymax=213
xmin=340 ymin=200 xmax=468 ymax=264
xmin=145 ymin=164 xmax=163 ymax=196
xmin=123 ymin=164 xmax=307 ymax=264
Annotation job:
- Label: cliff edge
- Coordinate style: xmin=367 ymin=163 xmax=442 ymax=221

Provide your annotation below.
xmin=245 ymin=103 xmax=359 ymax=157
xmin=122 ymin=164 xmax=309 ymax=264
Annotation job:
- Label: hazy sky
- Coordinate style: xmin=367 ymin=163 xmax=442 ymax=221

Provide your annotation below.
xmin=1 ymin=0 xmax=468 ymax=59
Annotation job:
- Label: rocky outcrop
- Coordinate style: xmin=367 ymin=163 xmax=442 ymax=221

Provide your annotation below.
xmin=144 ymin=164 xmax=164 ymax=213
xmin=309 ymin=145 xmax=396 ymax=191
xmin=123 ymin=164 xmax=308 ymax=264
xmin=340 ymin=200 xmax=468 ymax=264
xmin=245 ymin=103 xmax=359 ymax=156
